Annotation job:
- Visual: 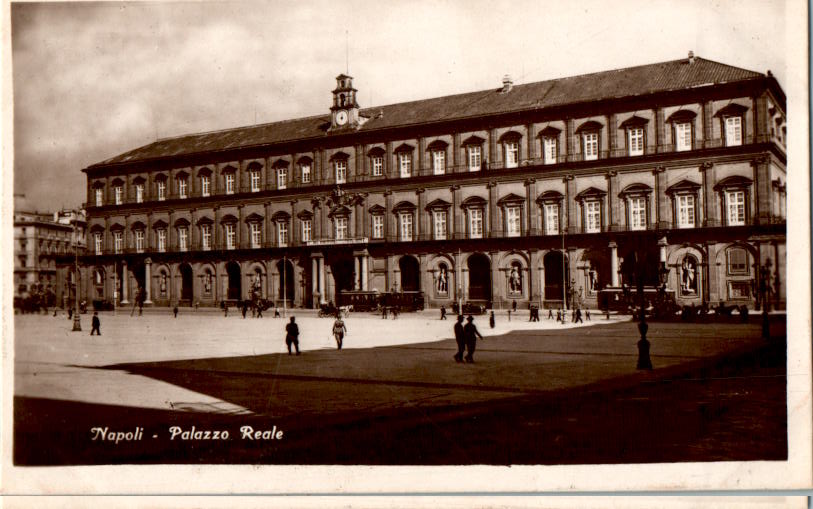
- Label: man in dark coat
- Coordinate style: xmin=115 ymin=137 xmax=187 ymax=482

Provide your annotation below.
xmin=440 ymin=305 xmax=447 ymax=320
xmin=463 ymin=315 xmax=484 ymax=363
xmin=285 ymin=316 xmax=300 ymax=355
xmin=453 ymin=315 xmax=465 ymax=362
xmin=90 ymin=312 xmax=101 ymax=336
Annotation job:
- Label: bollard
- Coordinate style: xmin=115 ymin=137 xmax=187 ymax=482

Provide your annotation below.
xmin=636 ymin=321 xmax=653 ymax=370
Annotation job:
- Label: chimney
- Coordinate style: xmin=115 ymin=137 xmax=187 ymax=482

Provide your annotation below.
xmin=688 ymin=51 xmax=695 ymax=64
xmin=501 ymin=74 xmax=513 ymax=93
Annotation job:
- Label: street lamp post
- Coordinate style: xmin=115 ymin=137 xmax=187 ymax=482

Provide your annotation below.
xmin=71 ymin=212 xmax=82 ymax=332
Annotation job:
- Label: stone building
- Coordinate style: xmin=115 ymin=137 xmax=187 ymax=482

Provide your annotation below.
xmin=14 ymin=196 xmax=86 ymax=307
xmin=80 ymin=53 xmax=787 ymax=310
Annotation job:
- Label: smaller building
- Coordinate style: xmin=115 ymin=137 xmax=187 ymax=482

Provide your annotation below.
xmin=13 ymin=195 xmax=86 ymax=310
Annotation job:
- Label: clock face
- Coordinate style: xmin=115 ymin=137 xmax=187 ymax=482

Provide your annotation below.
xmin=335 ymin=110 xmax=348 ymax=126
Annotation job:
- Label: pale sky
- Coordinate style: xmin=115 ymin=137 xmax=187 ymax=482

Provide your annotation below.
xmin=10 ymin=0 xmax=791 ymax=211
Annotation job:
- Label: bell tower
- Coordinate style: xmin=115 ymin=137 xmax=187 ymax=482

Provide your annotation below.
xmin=330 ymin=74 xmax=360 ymax=130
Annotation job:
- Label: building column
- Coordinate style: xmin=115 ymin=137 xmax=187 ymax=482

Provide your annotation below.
xmin=702 ymin=100 xmax=714 ymax=148
xmin=607 ymin=113 xmax=617 ymax=156
xmin=121 ymin=260 xmax=130 ymax=304
xmin=488 ymin=181 xmax=499 ymax=237
xmin=609 ymin=241 xmax=619 ymax=287
xmin=416 ymin=188 xmax=426 ymax=240
xmin=318 ymin=257 xmax=326 ymax=304
xmin=565 ymin=118 xmax=576 ymax=162
xmin=700 ymin=162 xmax=716 ymax=226
xmin=525 ymin=178 xmax=537 ymax=235
xmin=490 ymin=251 xmax=500 ymax=307
xmin=361 ymin=252 xmax=369 ymax=291
xmin=311 ymin=255 xmax=319 ymax=307
xmin=654 ymin=107 xmax=665 ymax=153
xmin=144 ymin=258 xmax=153 ymax=304
xmin=451 ymin=185 xmax=461 ymax=239
xmin=354 ymin=256 xmax=361 ymax=290
xmin=565 ymin=175 xmax=577 ymax=232
xmin=654 ymin=166 xmax=668 ymax=228
xmin=606 ymin=171 xmax=618 ymax=231
xmin=525 ymin=123 xmax=536 ymax=162
xmin=753 ymin=155 xmax=772 ymax=224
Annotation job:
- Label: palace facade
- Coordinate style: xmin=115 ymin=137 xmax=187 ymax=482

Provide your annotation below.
xmin=80 ymin=53 xmax=787 ymax=310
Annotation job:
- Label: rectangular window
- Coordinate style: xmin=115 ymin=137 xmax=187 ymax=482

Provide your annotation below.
xmin=225 ymin=224 xmax=236 ymax=250
xmin=225 ymin=173 xmax=235 ymax=194
xmin=201 ymin=176 xmax=211 ymax=197
xmin=675 ymin=122 xmax=692 ymax=152
xmin=585 ymin=201 xmax=601 ymax=233
xmin=504 ymin=141 xmax=519 ymax=168
xmin=399 ymin=153 xmax=412 ymax=178
xmin=94 ymin=233 xmax=102 ymax=255
xmin=399 ymin=212 xmax=413 ymax=241
xmin=432 ymin=151 xmax=445 ymax=175
xmin=335 ymin=217 xmax=348 ymax=240
xmin=371 ymin=156 xmax=384 ymax=176
xmin=468 ymin=209 xmax=483 ymax=238
xmin=276 ymin=168 xmax=287 ymax=190
xmin=252 ymin=171 xmax=262 ymax=192
xmin=727 ymin=248 xmax=748 ymax=274
xmin=277 ymin=222 xmax=288 ymax=247
xmin=335 ymin=160 xmax=347 ymax=184
xmin=725 ymin=116 xmax=742 ymax=146
xmin=544 ymin=203 xmax=559 ymax=235
xmin=114 ymin=186 xmax=123 ymax=205
xmin=726 ymin=190 xmax=746 ymax=226
xmin=543 ymin=137 xmax=557 ymax=165
xmin=250 ymin=223 xmax=262 ymax=248
xmin=301 ymin=219 xmax=312 ymax=242
xmin=433 ymin=210 xmax=447 ymax=239
xmin=467 ymin=145 xmax=482 ymax=171
xmin=728 ymin=281 xmax=751 ymax=300
xmin=629 ymin=197 xmax=647 ymax=231
xmin=372 ymin=215 xmax=384 ymax=239
xmin=677 ymin=195 xmax=695 ymax=228
xmin=113 ymin=231 xmax=122 ymax=254
xmin=135 ymin=230 xmax=145 ymax=252
xmin=157 ymin=180 xmax=166 ymax=201
xmin=505 ymin=206 xmax=521 ymax=237
xmin=135 ymin=184 xmax=144 ymax=203
xmin=583 ymin=133 xmax=599 ymax=161
xmin=301 ymin=164 xmax=311 ymax=184
xmin=628 ymin=128 xmax=644 ymax=156
xmin=157 ymin=229 xmax=167 ymax=253
xmin=95 ymin=188 xmax=103 ymax=207
xmin=178 ymin=178 xmax=188 ymax=199
xmin=178 ymin=227 xmax=188 ymax=252
xmin=201 ymin=224 xmax=212 ymax=251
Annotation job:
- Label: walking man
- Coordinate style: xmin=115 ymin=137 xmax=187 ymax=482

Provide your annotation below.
xmin=90 ymin=311 xmax=101 ymax=336
xmin=585 ymin=309 xmax=591 ymax=321
xmin=463 ymin=315 xmax=484 ymax=363
xmin=285 ymin=316 xmax=300 ymax=355
xmin=548 ymin=308 xmax=554 ymax=320
xmin=512 ymin=300 xmax=517 ymax=312
xmin=332 ymin=314 xmax=347 ymax=350
xmin=489 ymin=311 xmax=495 ymax=329
xmin=173 ymin=305 xmax=178 ymax=318
xmin=453 ymin=315 xmax=465 ymax=362
xmin=575 ymin=308 xmax=583 ymax=323
xmin=440 ymin=305 xmax=447 ymax=320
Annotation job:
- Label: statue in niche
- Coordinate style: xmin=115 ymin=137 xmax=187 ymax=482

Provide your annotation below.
xmin=682 ymin=257 xmax=697 ymax=294
xmin=509 ymin=264 xmax=522 ymax=294
xmin=437 ymin=266 xmax=448 ymax=293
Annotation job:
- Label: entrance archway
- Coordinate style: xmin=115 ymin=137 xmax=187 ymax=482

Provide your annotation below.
xmin=226 ymin=261 xmax=241 ymax=300
xmin=180 ymin=264 xmax=193 ymax=302
xmin=132 ymin=263 xmax=146 ymax=300
xmin=399 ymin=256 xmax=421 ymax=292
xmin=544 ymin=251 xmax=568 ymax=303
xmin=467 ymin=253 xmax=492 ymax=303
xmin=276 ymin=259 xmax=295 ymax=301
xmin=620 ymin=244 xmax=660 ymax=287
xmin=330 ymin=258 xmax=355 ymax=295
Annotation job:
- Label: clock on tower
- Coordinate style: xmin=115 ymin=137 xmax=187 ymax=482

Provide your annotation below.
xmin=330 ymin=74 xmax=360 ymax=130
